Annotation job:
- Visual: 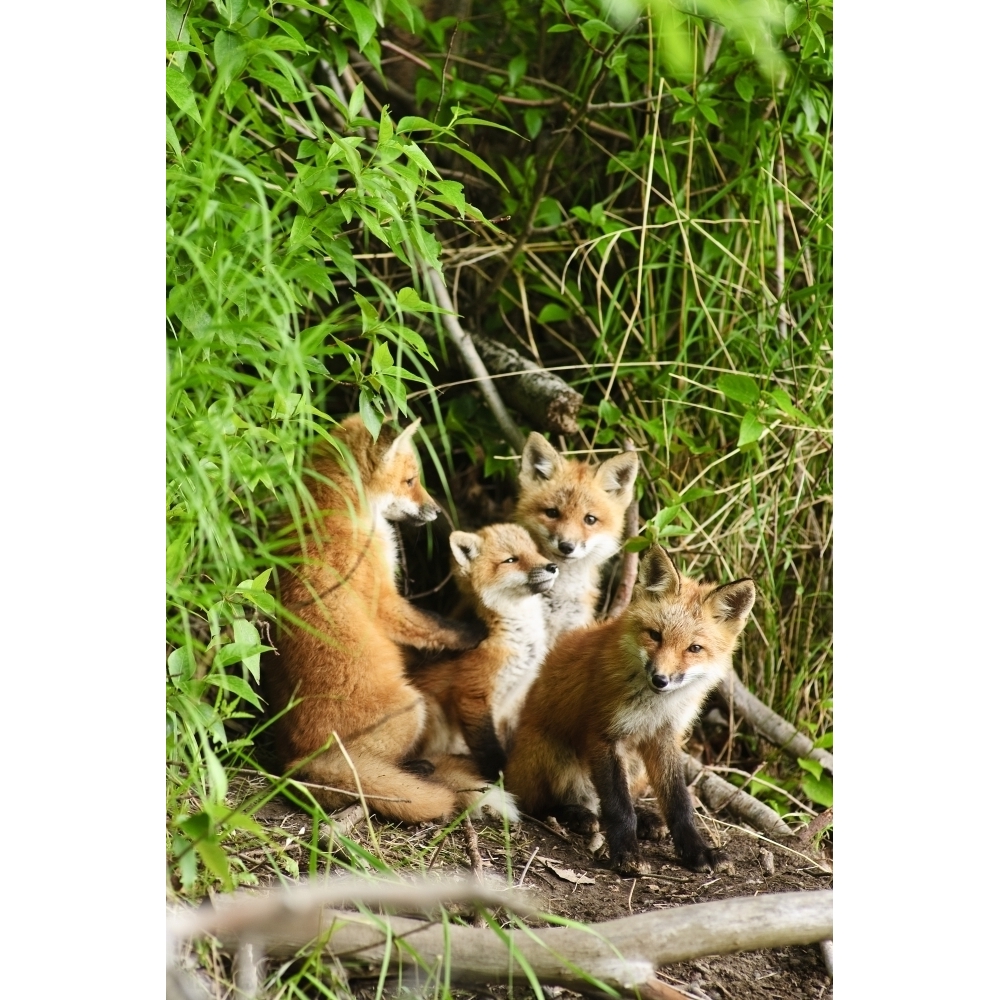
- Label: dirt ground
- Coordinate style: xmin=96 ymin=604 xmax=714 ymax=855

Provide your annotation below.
xmin=247 ymin=789 xmax=833 ymax=1000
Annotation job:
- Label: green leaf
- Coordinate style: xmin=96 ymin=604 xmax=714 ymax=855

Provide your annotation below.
xmin=598 ymin=399 xmax=622 ymax=426
xmin=802 ymin=773 xmax=833 ymax=808
xmin=348 ymin=81 xmax=366 ymax=120
xmin=378 ymin=107 xmax=394 ymax=144
xmin=537 ymin=303 xmax=570 ymax=324
xmin=344 ymin=0 xmax=377 ymax=49
xmin=508 ymin=53 xmax=527 ymax=88
xmin=195 ymin=837 xmax=234 ymax=888
xmin=166 ymin=116 xmax=183 ymax=160
xmin=358 ymin=392 xmax=384 ymax=440
xmin=699 ymin=102 xmax=720 ymax=126
xmin=622 ymin=535 xmax=651 ymax=553
xmin=797 ymin=757 xmax=823 ymax=780
xmin=396 ymin=286 xmax=442 ymax=314
xmin=718 ymin=373 xmax=760 ymax=406
xmin=814 ymin=732 xmax=834 ymax=749
xmin=371 ymin=341 xmax=394 ymax=372
xmin=397 ymin=116 xmax=440 ymax=133
xmin=289 ymin=214 xmax=313 ymax=248
xmin=734 ymin=72 xmax=755 ymax=102
xmin=209 ymin=672 xmax=263 ymax=709
xmin=442 ymin=143 xmax=508 ymax=191
xmin=547 ymin=23 xmax=575 ymax=33
xmin=213 ymin=29 xmax=248 ymax=88
xmin=325 ymin=235 xmax=357 ymax=287
xmin=167 ymin=646 xmax=196 ymax=683
xmin=737 ymin=411 xmax=765 ymax=448
xmin=678 ymin=486 xmax=714 ymax=504
xmin=524 ymin=108 xmax=543 ymax=139
xmin=166 ymin=66 xmax=201 ymax=125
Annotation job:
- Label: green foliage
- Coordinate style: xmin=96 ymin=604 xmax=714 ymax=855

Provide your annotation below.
xmin=165 ymin=0 xmax=833 ymax=962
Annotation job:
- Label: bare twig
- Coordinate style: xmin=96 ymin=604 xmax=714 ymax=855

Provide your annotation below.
xmin=462 ymin=816 xmax=487 ymax=927
xmin=423 ymin=266 xmax=526 ymax=451
xmin=818 ymin=939 xmax=833 ymax=979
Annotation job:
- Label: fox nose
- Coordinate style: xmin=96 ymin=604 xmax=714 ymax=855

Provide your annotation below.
xmin=557 ymin=540 xmax=576 ymax=555
xmin=419 ymin=501 xmax=440 ymax=521
xmin=651 ymin=673 xmax=669 ymax=691
xmin=545 ymin=563 xmax=558 ymax=574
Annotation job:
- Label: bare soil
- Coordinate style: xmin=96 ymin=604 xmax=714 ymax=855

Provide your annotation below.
xmin=247 ymin=789 xmax=832 ymax=1000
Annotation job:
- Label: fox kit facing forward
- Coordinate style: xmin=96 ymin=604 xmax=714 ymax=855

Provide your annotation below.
xmin=515 ymin=433 xmax=639 ymax=644
xmin=504 ymin=545 xmax=755 ymax=874
xmin=263 ymin=416 xmax=507 ymax=825
xmin=412 ymin=523 xmax=557 ymax=780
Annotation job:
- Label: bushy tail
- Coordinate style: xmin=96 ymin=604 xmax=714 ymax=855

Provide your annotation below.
xmin=430 ymin=754 xmax=520 ymax=825
xmin=295 ymin=750 xmax=459 ymax=824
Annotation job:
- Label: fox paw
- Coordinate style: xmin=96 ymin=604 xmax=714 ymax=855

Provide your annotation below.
xmin=557 ymin=805 xmax=600 ymax=836
xmin=635 ymin=807 xmax=668 ymax=841
xmin=612 ymin=849 xmax=651 ymax=877
xmin=679 ymin=844 xmax=731 ymax=874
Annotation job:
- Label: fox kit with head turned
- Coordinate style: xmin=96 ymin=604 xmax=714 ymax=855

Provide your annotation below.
xmin=504 ymin=545 xmax=755 ymax=874
xmin=412 ymin=523 xmax=557 ymax=781
xmin=263 ymin=416 xmax=509 ymax=824
xmin=515 ymin=433 xmax=639 ymax=644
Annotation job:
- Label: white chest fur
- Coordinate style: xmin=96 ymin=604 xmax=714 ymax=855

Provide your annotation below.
xmin=491 ymin=598 xmax=549 ymax=737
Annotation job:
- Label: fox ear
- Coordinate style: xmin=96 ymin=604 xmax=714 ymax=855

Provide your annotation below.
xmin=596 ymin=450 xmax=639 ymax=500
xmin=449 ymin=531 xmax=482 ymax=569
xmin=635 ymin=545 xmax=681 ymax=598
xmin=706 ymin=579 xmax=756 ymax=631
xmin=519 ymin=432 xmax=563 ymax=484
xmin=382 ymin=419 xmax=422 ymax=464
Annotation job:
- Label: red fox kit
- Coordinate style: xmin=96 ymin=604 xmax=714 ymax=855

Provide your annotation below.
xmin=515 ymin=433 xmax=638 ymax=644
xmin=411 ymin=523 xmax=557 ymax=780
xmin=504 ymin=545 xmax=755 ymax=874
xmin=263 ymin=416 xmax=508 ymax=824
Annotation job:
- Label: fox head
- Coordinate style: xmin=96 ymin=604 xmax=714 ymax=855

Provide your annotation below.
xmin=450 ymin=523 xmax=558 ymax=613
xmin=622 ymin=545 xmax=755 ymax=695
xmin=334 ymin=415 xmax=440 ymax=524
xmin=515 ymin=432 xmax=639 ymax=564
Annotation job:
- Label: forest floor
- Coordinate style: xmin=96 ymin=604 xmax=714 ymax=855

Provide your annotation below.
xmin=245 ymin=786 xmax=834 ymax=1000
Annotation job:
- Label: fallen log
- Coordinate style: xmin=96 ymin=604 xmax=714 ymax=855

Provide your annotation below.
xmin=682 ymin=752 xmax=796 ymax=840
xmin=724 ymin=673 xmax=834 ymax=774
xmin=469 ymin=332 xmax=583 ymax=435
xmin=190 ymin=885 xmax=832 ymax=1000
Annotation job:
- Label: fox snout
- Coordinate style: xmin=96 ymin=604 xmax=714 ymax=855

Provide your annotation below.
xmin=528 ymin=563 xmax=559 ymax=594
xmin=416 ymin=500 xmax=440 ymax=523
xmin=650 ymin=670 xmax=689 ymax=692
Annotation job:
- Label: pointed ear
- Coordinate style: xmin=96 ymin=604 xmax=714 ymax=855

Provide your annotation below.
xmin=706 ymin=579 xmax=756 ymax=631
xmin=635 ymin=545 xmax=681 ymax=598
xmin=382 ymin=419 xmax=422 ymax=464
xmin=449 ymin=531 xmax=482 ymax=570
xmin=519 ymin=432 xmax=563 ymax=485
xmin=595 ymin=451 xmax=639 ymax=500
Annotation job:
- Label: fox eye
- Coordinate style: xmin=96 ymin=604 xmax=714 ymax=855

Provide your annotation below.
xmin=648 ymin=629 xmax=662 ymax=643
xmin=687 ymin=644 xmax=703 ymax=654
xmin=583 ymin=514 xmax=597 ymax=526
xmin=502 ymin=556 xmax=519 ymax=564
xmin=544 ymin=507 xmax=559 ymax=518
xmin=405 ymin=477 xmax=416 ymax=487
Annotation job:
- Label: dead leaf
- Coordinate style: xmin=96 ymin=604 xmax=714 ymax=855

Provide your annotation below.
xmin=542 ymin=860 xmax=595 ymax=885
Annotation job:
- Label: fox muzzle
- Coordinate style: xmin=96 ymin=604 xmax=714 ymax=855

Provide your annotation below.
xmin=528 ymin=563 xmax=559 ymax=593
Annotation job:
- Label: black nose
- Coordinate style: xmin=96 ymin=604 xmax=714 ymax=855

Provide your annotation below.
xmin=651 ymin=674 xmax=669 ymax=690
xmin=557 ymin=541 xmax=576 ymax=555
xmin=545 ymin=563 xmax=558 ymax=574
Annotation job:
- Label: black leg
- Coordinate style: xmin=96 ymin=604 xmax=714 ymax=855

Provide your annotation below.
xmin=665 ymin=764 xmax=728 ymax=872
xmin=464 ymin=717 xmax=507 ymax=782
xmin=591 ymin=744 xmax=647 ymax=875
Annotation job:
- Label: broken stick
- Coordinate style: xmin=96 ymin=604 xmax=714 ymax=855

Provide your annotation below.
xmin=194 ymin=885 xmax=832 ymax=1000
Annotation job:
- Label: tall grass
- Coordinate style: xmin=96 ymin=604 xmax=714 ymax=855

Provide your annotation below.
xmin=166 ymin=0 xmax=833 ymax=986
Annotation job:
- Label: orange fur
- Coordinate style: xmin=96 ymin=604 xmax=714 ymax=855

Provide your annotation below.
xmin=514 ymin=433 xmax=638 ymax=642
xmin=504 ymin=545 xmax=755 ymax=872
xmin=411 ymin=523 xmax=556 ymax=778
xmin=263 ymin=416 xmax=503 ymax=823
